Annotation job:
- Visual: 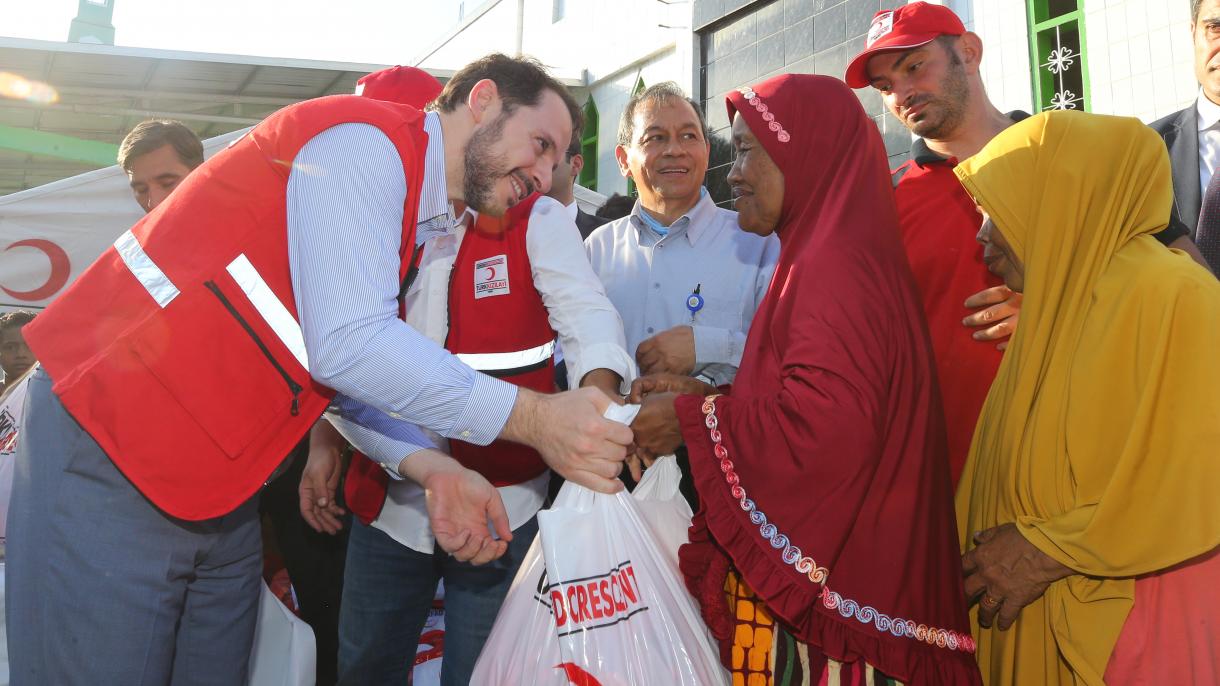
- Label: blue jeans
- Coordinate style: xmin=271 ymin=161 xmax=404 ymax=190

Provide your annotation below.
xmin=337 ymin=515 xmax=538 ymax=686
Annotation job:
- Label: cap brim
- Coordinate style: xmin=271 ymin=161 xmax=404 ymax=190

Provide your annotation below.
xmin=843 ymin=32 xmax=941 ymax=89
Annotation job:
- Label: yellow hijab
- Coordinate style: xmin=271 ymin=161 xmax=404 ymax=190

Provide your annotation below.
xmin=953 ymin=111 xmax=1220 ymax=685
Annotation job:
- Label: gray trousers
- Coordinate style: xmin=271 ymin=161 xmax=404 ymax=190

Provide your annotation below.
xmin=6 ymin=368 xmax=262 ymax=685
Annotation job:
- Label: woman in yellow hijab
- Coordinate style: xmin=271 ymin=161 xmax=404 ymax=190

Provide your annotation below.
xmin=952 ymin=110 xmax=1220 ymax=686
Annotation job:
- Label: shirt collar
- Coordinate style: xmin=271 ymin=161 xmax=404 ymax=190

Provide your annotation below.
xmin=564 ymin=199 xmax=579 ymax=221
xmin=1197 ymin=90 xmax=1220 ymax=132
xmin=629 ymin=189 xmax=716 ymax=246
xmin=417 ymin=112 xmax=452 ymax=225
xmin=910 ymin=111 xmax=1034 ymax=168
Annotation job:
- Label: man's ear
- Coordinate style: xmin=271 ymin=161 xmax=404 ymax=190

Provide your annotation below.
xmin=957 ymin=32 xmax=985 ymax=74
xmin=571 ymin=153 xmax=585 ymax=180
xmin=466 ymin=78 xmax=501 ymax=125
xmin=615 ymin=145 xmax=631 ymax=179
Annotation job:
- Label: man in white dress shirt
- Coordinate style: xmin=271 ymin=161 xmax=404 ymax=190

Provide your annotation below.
xmin=584 ymin=82 xmax=779 ymax=485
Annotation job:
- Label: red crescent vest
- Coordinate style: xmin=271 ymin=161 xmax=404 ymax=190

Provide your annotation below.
xmin=344 ymin=194 xmax=557 ymax=525
xmin=25 ymin=95 xmax=427 ymax=521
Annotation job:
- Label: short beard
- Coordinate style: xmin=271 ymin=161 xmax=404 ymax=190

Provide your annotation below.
xmin=910 ymin=49 xmax=970 ymax=140
xmin=462 ymin=111 xmax=516 ymax=215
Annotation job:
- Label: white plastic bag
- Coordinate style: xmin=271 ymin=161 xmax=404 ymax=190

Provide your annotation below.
xmin=538 ymin=465 xmax=726 ymax=686
xmin=472 ymin=456 xmax=726 ymax=685
xmin=247 ymin=580 xmax=316 ymax=686
xmin=468 ymin=534 xmax=565 ymax=685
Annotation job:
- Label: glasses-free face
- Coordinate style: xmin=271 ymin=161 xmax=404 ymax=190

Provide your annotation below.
xmin=127 ymin=144 xmax=195 ymax=214
xmin=615 ymin=98 xmax=710 ymax=213
xmin=726 ymin=114 xmax=785 ymax=237
xmin=463 ymin=86 xmax=573 ymax=217
xmin=0 ymin=326 xmax=33 ymax=380
xmin=865 ymin=38 xmax=971 ymax=140
xmin=975 ymin=210 xmax=1025 ymax=293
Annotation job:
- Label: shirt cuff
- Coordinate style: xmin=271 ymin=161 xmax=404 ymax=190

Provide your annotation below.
xmin=567 ymin=342 xmax=638 ymax=395
xmin=692 ymin=324 xmax=734 ymax=367
xmin=383 ymin=445 xmax=432 ymax=481
xmin=446 ymin=373 xmax=518 ymax=446
xmin=323 ymin=409 xmax=434 ymax=481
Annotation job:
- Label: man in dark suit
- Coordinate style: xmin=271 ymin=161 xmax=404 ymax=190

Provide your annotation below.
xmin=1151 ymin=0 xmax=1219 ymax=269
xmin=548 ymin=132 xmax=604 ymax=239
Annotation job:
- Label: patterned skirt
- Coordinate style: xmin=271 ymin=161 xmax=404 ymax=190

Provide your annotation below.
xmin=726 ymin=571 xmax=904 ymax=686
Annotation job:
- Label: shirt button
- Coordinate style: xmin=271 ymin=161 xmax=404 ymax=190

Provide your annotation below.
xmin=647 ymin=327 xmax=655 ymax=333
xmin=390 ymin=412 xmax=404 ymax=420
xmin=461 ymin=430 xmax=472 ymax=438
xmin=653 ymin=282 xmax=661 ymax=289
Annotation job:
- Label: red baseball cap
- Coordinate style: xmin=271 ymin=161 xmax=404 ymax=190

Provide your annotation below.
xmin=355 ymin=66 xmax=443 ymax=109
xmin=843 ymin=2 xmax=966 ymax=89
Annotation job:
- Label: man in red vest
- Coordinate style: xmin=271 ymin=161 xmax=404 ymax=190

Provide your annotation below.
xmin=8 ymin=54 xmax=632 ymax=684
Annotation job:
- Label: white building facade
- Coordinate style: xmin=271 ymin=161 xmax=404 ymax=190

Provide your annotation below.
xmin=418 ymin=0 xmax=1201 ymax=200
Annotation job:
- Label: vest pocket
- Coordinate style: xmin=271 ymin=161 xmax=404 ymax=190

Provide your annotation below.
xmin=127 ymin=277 xmax=305 ymax=460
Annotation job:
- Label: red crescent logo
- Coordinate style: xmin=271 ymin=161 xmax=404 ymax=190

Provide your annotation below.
xmin=555 ymin=663 xmax=604 ymax=686
xmin=3 ymin=239 xmax=71 ymax=301
xmin=484 ymin=266 xmax=497 ymax=281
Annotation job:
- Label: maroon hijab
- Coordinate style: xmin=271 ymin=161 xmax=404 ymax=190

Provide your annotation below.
xmin=675 ymin=75 xmax=979 ymax=684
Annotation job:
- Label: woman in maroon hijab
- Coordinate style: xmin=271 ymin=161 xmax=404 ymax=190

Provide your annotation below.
xmin=628 ymin=74 xmax=979 ymax=684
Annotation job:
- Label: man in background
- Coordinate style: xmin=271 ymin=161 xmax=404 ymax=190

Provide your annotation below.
xmin=548 ymin=131 xmax=604 ymax=238
xmin=0 ymin=310 xmax=35 ymax=395
xmin=585 ymin=82 xmax=778 ymax=489
xmin=1152 ymin=0 xmax=1220 ymax=271
xmin=118 ymin=119 xmax=203 ymax=213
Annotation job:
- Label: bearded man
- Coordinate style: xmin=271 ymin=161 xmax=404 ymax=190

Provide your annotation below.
xmin=9 ymin=54 xmax=632 ymax=684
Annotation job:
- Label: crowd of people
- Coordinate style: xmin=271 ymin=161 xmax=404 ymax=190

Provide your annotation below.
xmin=2 ymin=1 xmax=1219 ymax=685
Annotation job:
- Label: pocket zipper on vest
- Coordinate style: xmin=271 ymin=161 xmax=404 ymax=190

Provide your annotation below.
xmin=204 ymin=280 xmax=303 ymax=416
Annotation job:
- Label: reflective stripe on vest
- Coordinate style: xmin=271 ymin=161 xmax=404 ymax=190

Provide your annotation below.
xmin=114 ymin=229 xmax=180 ymax=308
xmin=455 ymin=339 xmax=555 ymax=373
xmin=115 ymin=237 xmax=309 ymax=371
xmin=225 ymin=254 xmax=309 ymax=371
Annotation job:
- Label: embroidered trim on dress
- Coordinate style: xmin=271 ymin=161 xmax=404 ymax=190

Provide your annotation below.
xmin=700 ymin=394 xmax=977 ymax=655
xmin=736 ymin=86 xmax=791 ymax=143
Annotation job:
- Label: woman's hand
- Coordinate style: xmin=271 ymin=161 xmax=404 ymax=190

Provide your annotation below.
xmin=628 ymin=373 xmax=717 ymax=403
xmin=628 ymin=392 xmax=684 ymax=465
xmin=962 ymin=523 xmax=1073 ymax=630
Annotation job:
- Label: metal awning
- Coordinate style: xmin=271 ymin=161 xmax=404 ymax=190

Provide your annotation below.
xmin=0 ymin=37 xmax=423 ymax=195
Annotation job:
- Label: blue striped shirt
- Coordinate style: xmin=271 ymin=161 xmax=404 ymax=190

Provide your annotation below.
xmin=286 ymin=113 xmax=516 ymax=468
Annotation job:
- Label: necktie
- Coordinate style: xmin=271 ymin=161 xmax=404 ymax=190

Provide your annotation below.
xmin=1195 ymin=169 xmax=1220 ymax=272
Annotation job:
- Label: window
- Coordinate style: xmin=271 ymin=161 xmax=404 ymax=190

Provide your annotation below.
xmin=579 ymin=98 xmax=599 ymax=191
xmin=1026 ymin=0 xmax=1089 ymax=111
xmin=627 ymin=77 xmax=646 ymax=198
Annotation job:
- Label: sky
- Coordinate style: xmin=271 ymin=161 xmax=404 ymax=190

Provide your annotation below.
xmin=0 ymin=0 xmax=468 ymax=65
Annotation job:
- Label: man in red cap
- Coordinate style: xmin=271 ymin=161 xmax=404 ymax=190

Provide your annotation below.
xmin=845 ymin=2 xmax=1199 ymax=487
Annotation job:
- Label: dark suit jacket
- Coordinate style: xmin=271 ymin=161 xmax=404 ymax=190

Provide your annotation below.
xmin=1152 ymin=106 xmax=1202 ymax=239
xmin=575 ymin=208 xmax=604 ymax=240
